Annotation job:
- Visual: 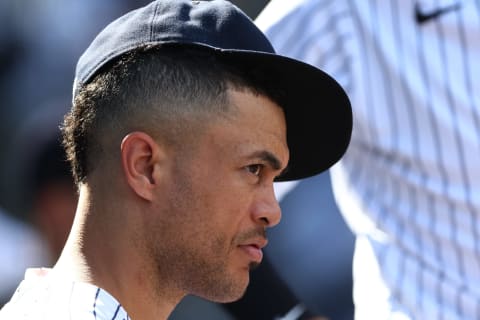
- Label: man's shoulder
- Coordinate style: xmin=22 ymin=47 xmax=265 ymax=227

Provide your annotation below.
xmin=0 ymin=269 xmax=129 ymax=320
xmin=0 ymin=269 xmax=72 ymax=320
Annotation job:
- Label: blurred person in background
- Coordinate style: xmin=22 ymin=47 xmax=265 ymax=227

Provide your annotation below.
xmin=249 ymin=0 xmax=480 ymax=319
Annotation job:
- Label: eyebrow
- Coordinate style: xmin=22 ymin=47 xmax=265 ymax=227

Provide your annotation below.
xmin=250 ymin=150 xmax=288 ymax=175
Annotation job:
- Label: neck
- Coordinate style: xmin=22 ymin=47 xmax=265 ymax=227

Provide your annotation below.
xmin=53 ymin=184 xmax=184 ymax=320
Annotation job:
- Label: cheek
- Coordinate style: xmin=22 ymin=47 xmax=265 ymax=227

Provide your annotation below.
xmin=209 ymin=190 xmax=253 ymax=232
xmin=189 ymin=194 xmax=252 ymax=259
xmin=170 ymin=165 xmax=254 ymax=248
xmin=193 ymin=170 xmax=250 ymax=217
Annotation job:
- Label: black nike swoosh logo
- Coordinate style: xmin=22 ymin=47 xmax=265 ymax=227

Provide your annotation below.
xmin=415 ymin=2 xmax=461 ymax=24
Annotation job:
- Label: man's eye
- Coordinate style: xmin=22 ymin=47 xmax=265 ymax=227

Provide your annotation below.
xmin=246 ymin=164 xmax=262 ymax=176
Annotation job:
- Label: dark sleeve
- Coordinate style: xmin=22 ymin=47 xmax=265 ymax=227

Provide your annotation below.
xmin=222 ymin=255 xmax=315 ymax=320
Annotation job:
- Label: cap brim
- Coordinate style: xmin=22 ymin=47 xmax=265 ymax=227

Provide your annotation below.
xmin=220 ymin=50 xmax=352 ymax=181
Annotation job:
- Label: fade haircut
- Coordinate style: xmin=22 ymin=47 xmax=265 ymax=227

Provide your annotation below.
xmin=62 ymin=45 xmax=282 ymax=185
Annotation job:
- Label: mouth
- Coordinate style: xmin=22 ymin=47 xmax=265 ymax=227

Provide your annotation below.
xmin=238 ymin=238 xmax=268 ymax=264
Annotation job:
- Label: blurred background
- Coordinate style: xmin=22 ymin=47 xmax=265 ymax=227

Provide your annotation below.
xmin=0 ymin=1 xmax=354 ymax=319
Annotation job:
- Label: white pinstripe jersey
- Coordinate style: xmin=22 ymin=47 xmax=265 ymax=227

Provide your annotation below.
xmin=257 ymin=0 xmax=480 ymax=319
xmin=0 ymin=269 xmax=130 ymax=320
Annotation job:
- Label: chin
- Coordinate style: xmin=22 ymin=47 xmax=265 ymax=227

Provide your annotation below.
xmin=212 ymin=286 xmax=248 ymax=303
xmin=202 ymin=270 xmax=250 ymax=303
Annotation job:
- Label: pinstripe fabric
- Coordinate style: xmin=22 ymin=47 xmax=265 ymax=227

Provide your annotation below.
xmin=0 ymin=269 xmax=130 ymax=320
xmin=257 ymin=0 xmax=480 ymax=319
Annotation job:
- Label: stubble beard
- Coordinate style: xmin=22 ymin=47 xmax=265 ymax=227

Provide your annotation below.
xmin=147 ymin=231 xmax=249 ymax=304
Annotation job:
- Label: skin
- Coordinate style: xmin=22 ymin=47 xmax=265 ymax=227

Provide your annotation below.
xmin=53 ymin=89 xmax=289 ymax=320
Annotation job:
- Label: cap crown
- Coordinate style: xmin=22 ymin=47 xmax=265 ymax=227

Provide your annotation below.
xmin=74 ymin=0 xmax=274 ymax=94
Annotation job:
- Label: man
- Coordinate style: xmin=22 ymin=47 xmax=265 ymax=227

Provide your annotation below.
xmin=253 ymin=0 xmax=480 ymax=319
xmin=0 ymin=1 xmax=352 ymax=319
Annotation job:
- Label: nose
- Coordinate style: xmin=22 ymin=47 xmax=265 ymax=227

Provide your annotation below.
xmin=251 ymin=186 xmax=282 ymax=228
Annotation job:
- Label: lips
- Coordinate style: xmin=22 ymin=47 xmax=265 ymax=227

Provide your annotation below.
xmin=238 ymin=238 xmax=268 ymax=263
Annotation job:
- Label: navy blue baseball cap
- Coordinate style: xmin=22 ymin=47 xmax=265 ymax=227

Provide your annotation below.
xmin=73 ymin=0 xmax=352 ymax=182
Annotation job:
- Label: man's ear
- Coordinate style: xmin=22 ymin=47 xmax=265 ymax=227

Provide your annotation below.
xmin=120 ymin=132 xmax=167 ymax=201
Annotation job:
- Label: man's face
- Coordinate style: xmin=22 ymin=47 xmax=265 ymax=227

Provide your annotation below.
xmin=147 ymin=89 xmax=289 ymax=302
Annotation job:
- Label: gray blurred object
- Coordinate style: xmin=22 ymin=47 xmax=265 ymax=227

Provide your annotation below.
xmin=169 ymin=295 xmax=234 ymax=320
